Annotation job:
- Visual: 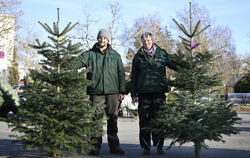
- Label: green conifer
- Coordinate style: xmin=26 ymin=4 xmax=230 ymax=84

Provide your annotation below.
xmin=8 ymin=9 xmax=103 ymax=157
xmin=0 ymin=75 xmax=19 ymax=118
xmin=151 ymin=3 xmax=241 ymax=158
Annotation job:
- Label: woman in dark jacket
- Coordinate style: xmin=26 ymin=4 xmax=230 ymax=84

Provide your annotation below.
xmin=131 ymin=32 xmax=176 ymax=155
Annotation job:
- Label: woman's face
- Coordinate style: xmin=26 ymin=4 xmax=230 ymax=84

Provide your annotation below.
xmin=142 ymin=36 xmax=153 ymax=50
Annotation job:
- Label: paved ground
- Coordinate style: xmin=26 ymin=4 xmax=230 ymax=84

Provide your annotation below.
xmin=0 ymin=112 xmax=250 ymax=158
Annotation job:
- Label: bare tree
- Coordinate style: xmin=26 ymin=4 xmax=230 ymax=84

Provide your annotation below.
xmin=74 ymin=7 xmax=96 ymax=51
xmin=107 ymin=1 xmax=120 ymax=46
xmin=0 ymin=0 xmax=23 ymax=36
xmin=1 ymin=0 xmax=41 ymax=80
xmin=75 ymin=2 xmax=141 ymax=53
xmin=106 ymin=2 xmax=143 ymax=50
xmin=124 ymin=15 xmax=176 ymax=54
xmin=16 ymin=30 xmax=41 ymax=74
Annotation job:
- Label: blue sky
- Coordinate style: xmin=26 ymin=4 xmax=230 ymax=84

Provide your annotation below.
xmin=20 ymin=0 xmax=250 ymax=56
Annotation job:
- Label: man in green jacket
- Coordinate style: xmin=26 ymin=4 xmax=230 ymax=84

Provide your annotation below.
xmin=71 ymin=29 xmax=125 ymax=155
xmin=131 ymin=32 xmax=177 ymax=155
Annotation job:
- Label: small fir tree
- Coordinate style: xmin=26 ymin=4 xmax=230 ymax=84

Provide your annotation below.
xmin=8 ymin=9 xmax=103 ymax=157
xmin=151 ymin=2 xmax=241 ymax=158
xmin=0 ymin=75 xmax=19 ymax=118
xmin=234 ymin=70 xmax=250 ymax=93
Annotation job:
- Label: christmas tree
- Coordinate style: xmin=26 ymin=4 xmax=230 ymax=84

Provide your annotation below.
xmin=0 ymin=75 xmax=19 ymax=118
xmin=8 ymin=9 xmax=103 ymax=157
xmin=151 ymin=2 xmax=241 ymax=158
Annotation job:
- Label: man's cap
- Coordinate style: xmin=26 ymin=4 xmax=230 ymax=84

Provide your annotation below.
xmin=97 ymin=29 xmax=111 ymax=42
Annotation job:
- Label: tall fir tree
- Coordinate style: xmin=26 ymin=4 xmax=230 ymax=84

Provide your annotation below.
xmin=150 ymin=2 xmax=241 ymax=158
xmin=8 ymin=9 xmax=103 ymax=157
xmin=8 ymin=48 xmax=19 ymax=86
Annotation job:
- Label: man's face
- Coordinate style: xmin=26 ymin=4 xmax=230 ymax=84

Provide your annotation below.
xmin=142 ymin=36 xmax=153 ymax=50
xmin=98 ymin=36 xmax=109 ymax=47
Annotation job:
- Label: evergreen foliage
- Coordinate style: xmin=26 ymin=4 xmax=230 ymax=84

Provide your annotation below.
xmin=234 ymin=71 xmax=250 ymax=93
xmin=151 ymin=3 xmax=241 ymax=158
xmin=8 ymin=9 xmax=103 ymax=157
xmin=8 ymin=49 xmax=19 ymax=86
xmin=0 ymin=75 xmax=19 ymax=118
xmin=0 ymin=91 xmax=3 ymax=106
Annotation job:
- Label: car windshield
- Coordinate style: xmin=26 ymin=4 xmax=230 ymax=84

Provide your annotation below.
xmin=229 ymin=96 xmax=242 ymax=99
xmin=12 ymin=85 xmax=19 ymax=89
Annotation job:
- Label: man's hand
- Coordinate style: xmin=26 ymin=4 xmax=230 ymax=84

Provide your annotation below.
xmin=119 ymin=94 xmax=125 ymax=101
xmin=132 ymin=97 xmax=138 ymax=103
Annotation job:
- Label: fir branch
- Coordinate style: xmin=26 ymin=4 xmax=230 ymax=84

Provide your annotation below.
xmin=191 ymin=20 xmax=201 ymax=37
xmin=194 ymin=25 xmax=210 ymax=37
xmin=173 ymin=19 xmax=187 ymax=35
xmin=53 ymin=22 xmax=59 ymax=35
xmin=179 ymin=36 xmax=191 ymax=44
xmin=38 ymin=21 xmax=57 ymax=36
xmin=59 ymin=22 xmax=79 ymax=36
xmin=183 ymin=42 xmax=191 ymax=48
xmin=48 ymin=36 xmax=59 ymax=43
xmin=184 ymin=46 xmax=192 ymax=52
xmin=180 ymin=23 xmax=191 ymax=37
xmin=46 ymin=43 xmax=56 ymax=49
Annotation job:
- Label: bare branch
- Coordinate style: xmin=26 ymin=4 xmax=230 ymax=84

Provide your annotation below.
xmin=116 ymin=28 xmax=143 ymax=48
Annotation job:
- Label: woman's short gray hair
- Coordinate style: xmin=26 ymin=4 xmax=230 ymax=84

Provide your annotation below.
xmin=141 ymin=32 xmax=153 ymax=41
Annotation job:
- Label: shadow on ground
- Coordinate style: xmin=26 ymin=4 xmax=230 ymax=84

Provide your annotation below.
xmin=236 ymin=126 xmax=250 ymax=132
xmin=1 ymin=140 xmax=250 ymax=158
xmin=0 ymin=139 xmax=47 ymax=158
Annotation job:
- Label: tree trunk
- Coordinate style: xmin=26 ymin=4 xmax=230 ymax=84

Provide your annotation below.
xmin=51 ymin=151 xmax=56 ymax=157
xmin=194 ymin=142 xmax=202 ymax=158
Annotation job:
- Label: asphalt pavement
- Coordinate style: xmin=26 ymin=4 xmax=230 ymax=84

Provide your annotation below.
xmin=0 ymin=112 xmax=250 ymax=158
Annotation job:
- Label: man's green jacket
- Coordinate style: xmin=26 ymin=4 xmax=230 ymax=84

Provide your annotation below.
xmin=71 ymin=43 xmax=125 ymax=95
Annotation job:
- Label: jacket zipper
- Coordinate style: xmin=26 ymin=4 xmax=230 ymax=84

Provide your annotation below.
xmin=102 ymin=52 xmax=106 ymax=94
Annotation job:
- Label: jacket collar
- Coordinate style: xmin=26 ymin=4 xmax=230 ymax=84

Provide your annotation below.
xmin=91 ymin=43 xmax=113 ymax=54
xmin=138 ymin=43 xmax=160 ymax=55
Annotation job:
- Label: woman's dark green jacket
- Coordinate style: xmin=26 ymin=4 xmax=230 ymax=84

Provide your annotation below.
xmin=130 ymin=45 xmax=176 ymax=97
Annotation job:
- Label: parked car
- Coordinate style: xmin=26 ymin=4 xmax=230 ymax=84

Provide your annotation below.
xmin=228 ymin=93 xmax=245 ymax=106
xmin=13 ymin=85 xmax=24 ymax=98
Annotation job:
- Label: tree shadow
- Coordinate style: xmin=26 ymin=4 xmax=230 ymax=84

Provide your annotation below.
xmin=1 ymin=141 xmax=250 ymax=158
xmin=0 ymin=139 xmax=47 ymax=158
xmin=238 ymin=120 xmax=250 ymax=124
xmin=237 ymin=112 xmax=250 ymax=115
xmin=236 ymin=127 xmax=250 ymax=132
xmin=79 ymin=143 xmax=250 ymax=158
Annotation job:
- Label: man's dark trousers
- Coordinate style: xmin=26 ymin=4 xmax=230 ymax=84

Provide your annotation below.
xmin=90 ymin=94 xmax=120 ymax=151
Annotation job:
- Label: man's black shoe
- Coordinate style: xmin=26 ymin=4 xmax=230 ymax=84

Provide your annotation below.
xmin=88 ymin=149 xmax=99 ymax=155
xmin=110 ymin=147 xmax=125 ymax=155
xmin=142 ymin=148 xmax=150 ymax=155
xmin=156 ymin=148 xmax=164 ymax=154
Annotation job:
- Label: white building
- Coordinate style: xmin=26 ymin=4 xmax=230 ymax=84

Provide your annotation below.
xmin=0 ymin=14 xmax=15 ymax=78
